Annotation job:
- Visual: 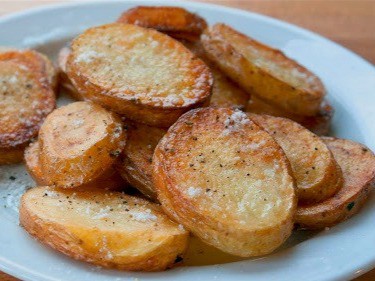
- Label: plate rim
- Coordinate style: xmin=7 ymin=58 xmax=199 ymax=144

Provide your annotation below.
xmin=0 ymin=1 xmax=374 ymax=281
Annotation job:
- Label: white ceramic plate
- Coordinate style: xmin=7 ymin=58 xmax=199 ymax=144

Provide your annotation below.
xmin=1 ymin=1 xmax=375 ymax=280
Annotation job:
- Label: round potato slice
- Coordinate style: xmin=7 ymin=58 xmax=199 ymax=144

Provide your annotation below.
xmin=25 ymin=141 xmax=126 ymax=190
xmin=0 ymin=47 xmax=57 ymax=91
xmin=116 ymin=123 xmax=166 ymax=200
xmin=153 ymin=108 xmax=296 ymax=257
xmin=117 ymin=6 xmax=207 ymax=42
xmin=39 ymin=101 xmax=126 ymax=188
xmin=246 ymin=96 xmax=333 ymax=136
xmin=296 ymin=137 xmax=375 ymax=229
xmin=57 ymin=46 xmax=82 ymax=100
xmin=249 ymin=114 xmax=343 ymax=203
xmin=0 ymin=51 xmax=56 ymax=164
xmin=66 ymin=23 xmax=212 ymax=127
xmin=20 ymin=186 xmax=189 ymax=271
xmin=202 ymin=23 xmax=325 ymax=116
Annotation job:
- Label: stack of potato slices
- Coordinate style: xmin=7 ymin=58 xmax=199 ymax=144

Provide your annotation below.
xmin=0 ymin=5 xmax=372 ymax=272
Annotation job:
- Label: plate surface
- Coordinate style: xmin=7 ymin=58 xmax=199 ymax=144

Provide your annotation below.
xmin=1 ymin=1 xmax=375 ymax=281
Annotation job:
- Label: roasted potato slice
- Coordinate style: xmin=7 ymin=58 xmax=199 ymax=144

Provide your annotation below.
xmin=57 ymin=46 xmax=82 ymax=100
xmin=153 ymin=108 xmax=296 ymax=257
xmin=117 ymin=6 xmax=207 ymax=42
xmin=0 ymin=50 xmax=56 ymax=164
xmin=183 ymin=40 xmax=249 ymax=109
xmin=202 ymin=23 xmax=325 ymax=116
xmin=66 ymin=23 xmax=212 ymax=127
xmin=249 ymin=114 xmax=343 ymax=203
xmin=0 ymin=47 xmax=57 ymax=91
xmin=25 ymin=141 xmax=126 ymax=190
xmin=116 ymin=123 xmax=166 ymax=200
xmin=20 ymin=186 xmax=189 ymax=271
xmin=296 ymin=137 xmax=375 ymax=229
xmin=39 ymin=101 xmax=126 ymax=188
xmin=246 ymin=96 xmax=333 ymax=135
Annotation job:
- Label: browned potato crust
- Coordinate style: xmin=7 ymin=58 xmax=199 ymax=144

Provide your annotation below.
xmin=0 ymin=47 xmax=57 ymax=91
xmin=116 ymin=123 xmax=166 ymax=199
xmin=20 ymin=186 xmax=189 ymax=271
xmin=296 ymin=137 xmax=375 ymax=229
xmin=202 ymin=23 xmax=325 ymax=116
xmin=39 ymin=101 xmax=126 ymax=188
xmin=0 ymin=145 xmax=26 ymax=165
xmin=246 ymin=96 xmax=333 ymax=135
xmin=183 ymin=40 xmax=249 ymax=109
xmin=66 ymin=23 xmax=212 ymax=127
xmin=117 ymin=6 xmax=207 ymax=42
xmin=153 ymin=108 xmax=296 ymax=257
xmin=25 ymin=141 xmax=126 ymax=190
xmin=0 ymin=50 xmax=56 ymax=164
xmin=57 ymin=46 xmax=82 ymax=100
xmin=249 ymin=114 xmax=343 ymax=203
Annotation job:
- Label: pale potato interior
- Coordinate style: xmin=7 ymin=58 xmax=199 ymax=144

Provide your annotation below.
xmin=24 ymin=187 xmax=186 ymax=254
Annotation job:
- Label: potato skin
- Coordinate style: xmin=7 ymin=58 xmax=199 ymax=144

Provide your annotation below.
xmin=39 ymin=101 xmax=126 ymax=188
xmin=202 ymin=23 xmax=325 ymax=116
xmin=246 ymin=96 xmax=333 ymax=136
xmin=20 ymin=186 xmax=189 ymax=271
xmin=153 ymin=107 xmax=296 ymax=257
xmin=296 ymin=137 xmax=375 ymax=229
xmin=249 ymin=114 xmax=343 ymax=203
xmin=117 ymin=6 xmax=207 ymax=42
xmin=116 ymin=123 xmax=166 ymax=199
xmin=67 ymin=23 xmax=213 ymax=127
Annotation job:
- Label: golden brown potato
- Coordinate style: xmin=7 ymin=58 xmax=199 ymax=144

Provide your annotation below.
xmin=20 ymin=186 xmax=189 ymax=271
xmin=57 ymin=46 xmax=82 ymax=100
xmin=0 ymin=47 xmax=57 ymax=91
xmin=25 ymin=141 xmax=126 ymax=190
xmin=39 ymin=101 xmax=126 ymax=188
xmin=153 ymin=107 xmax=296 ymax=257
xmin=0 ymin=146 xmax=26 ymax=165
xmin=116 ymin=123 xmax=166 ymax=200
xmin=296 ymin=137 xmax=375 ymax=229
xmin=66 ymin=23 xmax=213 ymax=127
xmin=183 ymin=41 xmax=249 ymax=109
xmin=117 ymin=6 xmax=207 ymax=42
xmin=202 ymin=23 xmax=325 ymax=116
xmin=0 ymin=50 xmax=56 ymax=164
xmin=246 ymin=96 xmax=333 ymax=135
xmin=249 ymin=114 xmax=343 ymax=203
xmin=209 ymin=67 xmax=250 ymax=109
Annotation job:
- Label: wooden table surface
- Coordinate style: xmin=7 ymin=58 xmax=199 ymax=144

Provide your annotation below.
xmin=0 ymin=1 xmax=374 ymax=280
